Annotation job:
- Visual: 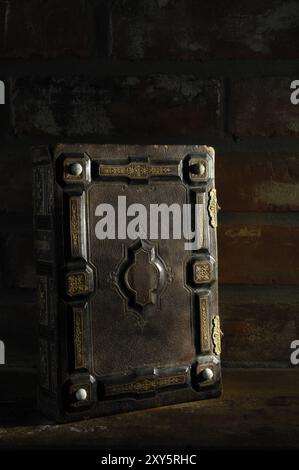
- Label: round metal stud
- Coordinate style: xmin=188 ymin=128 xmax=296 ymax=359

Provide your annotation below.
xmin=202 ymin=367 xmax=214 ymax=381
xmin=75 ymin=387 xmax=88 ymax=401
xmin=69 ymin=162 xmax=83 ymax=177
xmin=198 ymin=163 xmax=206 ymax=176
xmin=191 ymin=162 xmax=205 ymax=176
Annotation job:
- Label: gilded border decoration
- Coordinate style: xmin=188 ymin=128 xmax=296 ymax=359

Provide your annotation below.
xmin=212 ymin=315 xmax=222 ymax=356
xmin=99 ymin=162 xmax=178 ymax=179
xmin=70 ymin=197 xmax=81 ymax=257
xmin=73 ymin=308 xmax=85 ymax=369
xmin=200 ymin=297 xmax=210 ymax=353
xmin=194 ymin=261 xmax=213 ymax=284
xmin=105 ymin=374 xmax=186 ymax=396
xmin=208 ymin=188 xmax=218 ymax=228
xmin=66 ymin=272 xmax=88 ymax=297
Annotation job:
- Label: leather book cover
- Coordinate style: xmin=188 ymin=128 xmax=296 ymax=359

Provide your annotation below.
xmin=32 ymin=144 xmax=222 ymax=422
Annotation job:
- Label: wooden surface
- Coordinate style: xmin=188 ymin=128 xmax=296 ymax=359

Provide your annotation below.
xmin=0 ymin=368 xmax=298 ymax=449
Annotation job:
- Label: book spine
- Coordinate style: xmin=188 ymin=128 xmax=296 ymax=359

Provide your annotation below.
xmin=32 ymin=147 xmax=58 ymax=414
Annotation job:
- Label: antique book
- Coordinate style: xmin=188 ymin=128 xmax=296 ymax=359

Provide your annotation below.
xmin=32 ymin=144 xmax=222 ymax=422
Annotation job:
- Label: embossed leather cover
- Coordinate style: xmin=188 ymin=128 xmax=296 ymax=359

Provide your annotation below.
xmin=32 ymin=144 xmax=222 ymax=422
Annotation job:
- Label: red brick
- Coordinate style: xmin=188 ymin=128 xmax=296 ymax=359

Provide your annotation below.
xmin=218 ymin=219 xmax=299 ymax=285
xmin=217 ymin=153 xmax=299 ymax=212
xmin=111 ymin=0 xmax=299 ymax=60
xmin=220 ymin=286 xmax=299 ymax=364
xmin=3 ymin=0 xmax=94 ymax=58
xmin=230 ymin=78 xmax=299 ymax=137
xmin=11 ymin=76 xmax=223 ymax=137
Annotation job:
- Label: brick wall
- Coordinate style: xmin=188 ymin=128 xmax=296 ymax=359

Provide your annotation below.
xmin=0 ymin=0 xmax=299 ymax=384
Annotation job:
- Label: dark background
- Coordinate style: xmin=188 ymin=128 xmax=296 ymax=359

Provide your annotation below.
xmin=0 ymin=0 xmax=299 ymax=412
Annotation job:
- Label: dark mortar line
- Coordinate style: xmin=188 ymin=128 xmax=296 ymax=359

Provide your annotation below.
xmin=219 ymin=211 xmax=299 ymax=226
xmin=0 ymin=59 xmax=299 ymax=78
xmin=220 ymin=284 xmax=299 ymax=304
xmin=1 ymin=135 xmax=299 ymax=154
